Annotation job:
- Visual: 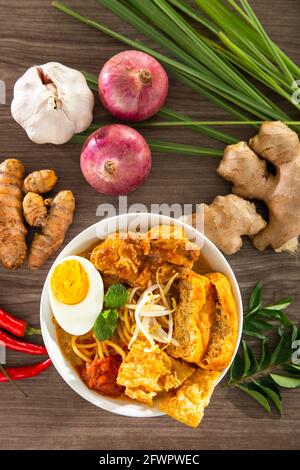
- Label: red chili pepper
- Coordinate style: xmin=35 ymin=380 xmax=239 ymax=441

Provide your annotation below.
xmin=0 ymin=330 xmax=47 ymax=355
xmin=0 ymin=308 xmax=41 ymax=337
xmin=0 ymin=358 xmax=52 ymax=382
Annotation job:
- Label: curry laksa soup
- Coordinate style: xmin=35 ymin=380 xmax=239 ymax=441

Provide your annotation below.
xmin=51 ymin=225 xmax=238 ymax=428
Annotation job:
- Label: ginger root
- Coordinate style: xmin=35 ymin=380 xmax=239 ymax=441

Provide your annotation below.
xmin=218 ymin=121 xmax=300 ymax=252
xmin=23 ymin=169 xmax=57 ymax=194
xmin=29 ymin=190 xmax=75 ymax=270
xmin=183 ymin=194 xmax=266 ymax=255
xmin=203 ymin=194 xmax=266 ymax=255
xmin=0 ymin=159 xmax=27 ymax=269
xmin=23 ymin=192 xmax=48 ymax=227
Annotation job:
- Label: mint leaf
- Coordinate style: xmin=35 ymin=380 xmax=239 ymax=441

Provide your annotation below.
xmin=104 ymin=284 xmax=128 ymax=309
xmin=93 ymin=309 xmax=118 ymax=341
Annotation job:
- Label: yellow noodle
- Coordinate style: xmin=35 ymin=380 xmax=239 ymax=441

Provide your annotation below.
xmin=102 ymin=342 xmax=109 ymax=356
xmin=95 ymin=338 xmax=105 ymax=359
xmin=117 ymin=323 xmax=128 ymax=346
xmin=79 ymin=348 xmax=95 ymax=357
xmin=123 ymin=308 xmax=132 ymax=336
xmin=121 ymin=322 xmax=132 ymax=343
xmin=71 ymin=275 xmax=176 ymax=364
xmin=71 ymin=336 xmax=92 ymax=363
xmin=78 ymin=342 xmax=97 ymax=348
xmin=104 ymin=340 xmax=126 ymax=359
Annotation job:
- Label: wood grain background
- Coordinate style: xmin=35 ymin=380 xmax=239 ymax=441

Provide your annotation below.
xmin=0 ymin=0 xmax=299 ymax=450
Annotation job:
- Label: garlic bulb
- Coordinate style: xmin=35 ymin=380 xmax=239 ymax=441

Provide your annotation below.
xmin=11 ymin=62 xmax=94 ymax=145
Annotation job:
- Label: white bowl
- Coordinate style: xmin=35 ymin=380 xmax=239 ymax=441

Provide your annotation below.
xmin=40 ymin=213 xmax=243 ymax=418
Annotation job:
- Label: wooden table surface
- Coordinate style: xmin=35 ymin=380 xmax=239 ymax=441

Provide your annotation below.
xmin=0 ymin=0 xmax=299 ymax=450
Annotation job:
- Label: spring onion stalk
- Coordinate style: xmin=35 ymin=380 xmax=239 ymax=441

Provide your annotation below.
xmin=52 ymin=0 xmax=294 ymax=125
xmin=170 ymin=70 xmax=258 ymax=124
xmin=147 ymin=139 xmax=222 ymax=156
xmin=154 ymin=0 xmax=299 ymax=109
xmin=132 ymin=120 xmax=300 ymax=127
xmin=194 ymin=0 xmax=300 ymax=104
xmin=74 ymin=120 xmax=300 ymax=131
xmin=157 ymin=108 xmax=236 ymax=144
xmin=237 ymin=0 xmax=293 ymax=82
xmin=70 ymin=133 xmax=223 ymax=157
xmin=195 ymin=0 xmax=300 ymax=78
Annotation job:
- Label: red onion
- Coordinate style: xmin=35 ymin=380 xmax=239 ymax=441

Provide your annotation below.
xmin=98 ymin=50 xmax=169 ymax=122
xmin=80 ymin=124 xmax=152 ymax=196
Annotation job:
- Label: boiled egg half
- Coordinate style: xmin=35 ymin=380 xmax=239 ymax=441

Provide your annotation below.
xmin=49 ymin=255 xmax=103 ymax=335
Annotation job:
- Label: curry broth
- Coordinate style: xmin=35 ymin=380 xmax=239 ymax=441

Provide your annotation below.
xmin=192 ymin=254 xmax=211 ymax=275
xmin=78 ymin=240 xmax=102 ymax=261
xmin=55 ymin=236 xmax=213 ymax=399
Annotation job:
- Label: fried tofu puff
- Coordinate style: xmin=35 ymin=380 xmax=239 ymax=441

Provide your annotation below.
xmin=159 ymin=368 xmax=220 ymax=428
xmin=167 ymin=272 xmax=215 ymax=363
xmin=117 ymin=340 xmax=194 ymax=405
xmin=90 ymin=226 xmax=200 ymax=289
xmin=163 ymin=354 xmax=195 ymax=392
xmin=147 ymin=225 xmax=200 ymax=267
xmin=90 ymin=234 xmax=150 ymax=286
xmin=198 ymin=272 xmax=238 ymax=371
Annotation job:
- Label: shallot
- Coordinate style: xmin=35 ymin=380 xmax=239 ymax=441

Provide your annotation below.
xmin=80 ymin=124 xmax=152 ymax=196
xmin=98 ymin=50 xmax=169 ymax=121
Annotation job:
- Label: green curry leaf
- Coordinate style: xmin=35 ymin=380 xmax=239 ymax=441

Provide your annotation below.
xmin=236 ymin=383 xmax=271 ymax=413
xmin=253 ymin=378 xmax=282 ymax=414
xmin=227 ymin=282 xmax=298 ymax=415
xmin=270 ymin=374 xmax=300 ymax=388
xmin=248 ymin=281 xmax=262 ymax=314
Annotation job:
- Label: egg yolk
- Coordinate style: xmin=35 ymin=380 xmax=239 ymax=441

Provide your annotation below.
xmin=51 ymin=260 xmax=89 ymax=305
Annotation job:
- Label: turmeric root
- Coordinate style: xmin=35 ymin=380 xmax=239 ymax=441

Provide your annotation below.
xmin=23 ymin=192 xmax=48 ymax=227
xmin=23 ymin=169 xmax=57 ymax=194
xmin=218 ymin=121 xmax=300 ymax=252
xmin=29 ymin=190 xmax=75 ymax=270
xmin=0 ymin=159 xmax=27 ymax=269
xmin=183 ymin=194 xmax=266 ymax=255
